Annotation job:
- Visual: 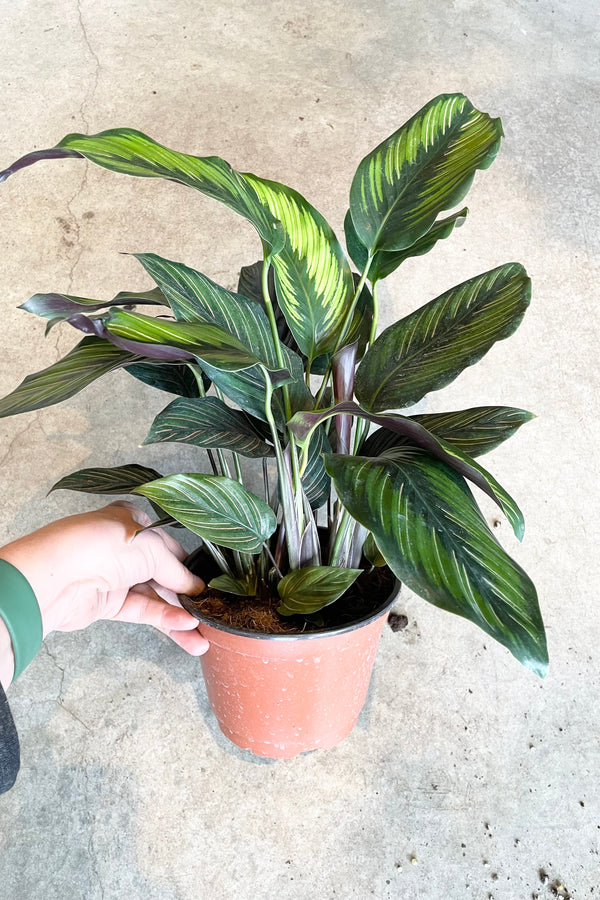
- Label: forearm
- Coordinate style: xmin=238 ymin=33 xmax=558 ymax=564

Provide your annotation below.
xmin=0 ymin=617 xmax=15 ymax=691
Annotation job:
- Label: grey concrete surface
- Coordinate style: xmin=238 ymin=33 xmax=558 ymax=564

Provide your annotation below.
xmin=0 ymin=0 xmax=598 ymax=897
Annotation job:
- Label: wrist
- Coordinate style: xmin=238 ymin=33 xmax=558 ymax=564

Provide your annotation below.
xmin=0 ymin=557 xmax=44 ymax=681
xmin=0 ymin=539 xmax=58 ymax=638
xmin=0 ymin=616 xmax=15 ymax=690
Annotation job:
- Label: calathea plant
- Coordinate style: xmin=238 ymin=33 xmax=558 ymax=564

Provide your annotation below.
xmin=0 ymin=93 xmax=547 ymax=676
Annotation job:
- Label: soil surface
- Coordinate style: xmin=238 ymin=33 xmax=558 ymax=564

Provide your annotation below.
xmin=180 ymin=548 xmax=398 ymax=634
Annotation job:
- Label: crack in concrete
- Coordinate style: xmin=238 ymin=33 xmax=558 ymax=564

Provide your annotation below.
xmin=65 ymin=0 xmax=101 ymax=292
xmin=76 ymin=0 xmax=101 ymax=132
xmin=0 ymin=415 xmax=40 ymax=468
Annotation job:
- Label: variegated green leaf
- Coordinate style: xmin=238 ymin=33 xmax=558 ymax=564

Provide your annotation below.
xmin=325 ymin=450 xmax=547 ymax=676
xmin=133 ymin=253 xmax=312 ymax=421
xmin=143 ymin=396 xmax=274 ymax=458
xmin=355 ymin=263 xmax=531 ymax=413
xmin=288 ymin=401 xmax=525 ymax=539
xmin=243 ymin=174 xmax=356 ymax=361
xmin=50 ymin=464 xmax=162 ymax=495
xmin=349 ymin=93 xmax=502 ymax=254
xmin=362 ymin=407 xmax=536 ymax=459
xmin=344 ymin=207 xmax=468 ymax=283
xmin=0 ymin=336 xmax=139 ymax=419
xmin=277 ymin=565 xmax=362 ymax=616
xmin=209 ymin=573 xmax=257 ymax=596
xmin=133 ymin=474 xmax=276 ymax=553
xmin=0 ymin=129 xmax=285 ymax=256
xmin=100 ymin=308 xmax=288 ymax=374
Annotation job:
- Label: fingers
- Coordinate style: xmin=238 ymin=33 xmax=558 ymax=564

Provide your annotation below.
xmin=104 ymin=500 xmax=153 ymax=528
xmin=131 ymin=579 xmax=182 ymax=607
xmin=112 ymin=590 xmax=209 ymax=655
xmin=143 ymin=531 xmax=205 ymax=597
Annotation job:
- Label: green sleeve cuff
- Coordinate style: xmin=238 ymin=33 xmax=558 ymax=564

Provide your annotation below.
xmin=0 ymin=559 xmax=43 ymax=682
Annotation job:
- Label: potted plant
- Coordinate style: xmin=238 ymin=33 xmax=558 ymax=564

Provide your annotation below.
xmin=0 ymin=93 xmax=547 ymax=758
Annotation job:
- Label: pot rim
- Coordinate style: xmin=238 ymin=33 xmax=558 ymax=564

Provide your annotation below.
xmin=190 ymin=579 xmax=400 ymax=642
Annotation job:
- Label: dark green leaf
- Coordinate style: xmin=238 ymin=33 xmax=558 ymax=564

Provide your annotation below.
xmin=0 ymin=336 xmax=139 ymax=419
xmin=143 ymin=396 xmax=274 ymax=458
xmin=288 ymin=401 xmax=525 ymax=539
xmin=363 ymin=407 xmax=536 ymax=458
xmin=324 ymin=450 xmax=547 ymax=676
xmin=238 ymin=260 xmax=300 ymax=352
xmin=363 ymin=533 xmax=386 ymax=567
xmin=133 ymin=253 xmax=312 ymax=421
xmin=124 ymin=361 xmax=207 ymax=397
xmin=349 ymin=93 xmax=502 ymax=254
xmin=300 ymin=427 xmax=331 ymax=509
xmin=277 ymin=565 xmax=362 ymax=616
xmin=133 ymin=474 xmax=277 ymax=553
xmin=355 ymin=263 xmax=531 ymax=412
xmin=345 ymin=208 xmax=468 ymax=283
xmin=50 ymin=463 xmax=162 ymax=495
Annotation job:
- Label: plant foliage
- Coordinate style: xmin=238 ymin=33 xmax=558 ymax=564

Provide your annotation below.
xmin=0 ymin=93 xmax=547 ymax=675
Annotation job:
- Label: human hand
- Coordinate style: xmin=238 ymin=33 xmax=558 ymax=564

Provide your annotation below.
xmin=0 ymin=502 xmax=208 ymax=657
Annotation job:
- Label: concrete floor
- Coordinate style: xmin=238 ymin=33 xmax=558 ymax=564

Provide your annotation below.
xmin=0 ymin=0 xmax=598 ymax=897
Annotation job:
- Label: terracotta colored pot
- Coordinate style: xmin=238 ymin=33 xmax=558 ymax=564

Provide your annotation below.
xmin=193 ymin=585 xmax=398 ymax=759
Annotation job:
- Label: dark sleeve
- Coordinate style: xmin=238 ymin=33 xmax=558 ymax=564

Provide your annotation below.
xmin=0 ymin=679 xmax=20 ymax=794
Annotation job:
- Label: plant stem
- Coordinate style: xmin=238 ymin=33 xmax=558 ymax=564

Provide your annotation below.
xmin=201 ymin=539 xmax=233 ymax=575
xmin=262 ymin=541 xmax=282 ymax=578
xmin=328 ymin=507 xmax=355 ymax=568
xmin=187 ymin=362 xmax=219 ymax=474
xmin=261 ymin=256 xmax=292 ymax=422
xmin=260 ymin=257 xmax=304 ymax=534
xmin=313 ymin=258 xmax=373 ymax=411
xmin=260 ymin=366 xmax=301 ymax=569
xmin=330 ymin=281 xmax=380 ymax=567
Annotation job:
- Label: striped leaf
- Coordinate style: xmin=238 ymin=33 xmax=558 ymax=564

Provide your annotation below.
xmin=209 ymin=573 xmax=258 ymax=596
xmin=277 ymin=566 xmax=362 ymax=616
xmin=50 ymin=464 xmax=162 ymax=495
xmin=288 ymin=401 xmax=525 ymax=539
xmin=124 ymin=361 xmax=207 ymax=398
xmin=0 ymin=129 xmax=285 ymax=256
xmin=0 ymin=336 xmax=139 ymax=419
xmin=355 ymin=263 xmax=531 ymax=413
xmin=325 ymin=450 xmax=547 ymax=676
xmin=243 ymin=174 xmax=356 ymax=361
xmin=133 ymin=253 xmax=312 ymax=421
xmin=349 ymin=93 xmax=502 ymax=254
xmin=99 ymin=308 xmax=288 ymax=375
xmin=362 ymin=407 xmax=536 ymax=459
xmin=344 ymin=207 xmax=468 ymax=283
xmin=143 ymin=396 xmax=274 ymax=459
xmin=133 ymin=474 xmax=277 ymax=553
xmin=300 ymin=426 xmax=331 ymax=509
xmin=363 ymin=532 xmax=386 ymax=567
xmin=20 ymin=286 xmax=167 ymax=321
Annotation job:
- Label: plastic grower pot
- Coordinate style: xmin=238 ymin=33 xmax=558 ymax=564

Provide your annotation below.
xmin=190 ymin=582 xmax=399 ymax=759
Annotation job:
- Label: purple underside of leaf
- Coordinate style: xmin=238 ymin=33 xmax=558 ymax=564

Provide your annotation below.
xmin=0 ymin=147 xmax=83 ymax=182
xmin=332 ymin=342 xmax=357 ymax=454
xmin=290 ymin=401 xmax=519 ymax=529
xmin=20 ymin=292 xmax=163 ymax=319
xmin=67 ymin=314 xmax=199 ymax=361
